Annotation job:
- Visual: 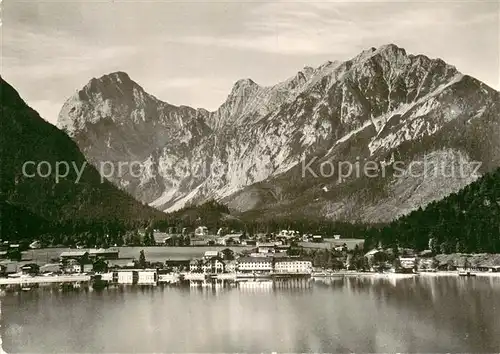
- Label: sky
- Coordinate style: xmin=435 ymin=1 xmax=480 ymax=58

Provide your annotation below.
xmin=2 ymin=0 xmax=499 ymax=125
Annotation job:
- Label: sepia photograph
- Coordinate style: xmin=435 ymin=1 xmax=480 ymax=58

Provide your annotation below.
xmin=1 ymin=0 xmax=499 ymax=352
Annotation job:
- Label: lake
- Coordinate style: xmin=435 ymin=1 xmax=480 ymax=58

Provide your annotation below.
xmin=2 ymin=276 xmax=500 ymax=353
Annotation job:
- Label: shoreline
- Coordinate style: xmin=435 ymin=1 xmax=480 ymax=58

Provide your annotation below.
xmin=312 ymin=271 xmax=500 ymax=278
xmin=418 ymin=271 xmax=500 ymax=278
xmin=2 ymin=270 xmax=500 ymax=287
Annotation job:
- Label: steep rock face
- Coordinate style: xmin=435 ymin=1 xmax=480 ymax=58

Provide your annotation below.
xmin=57 ymin=44 xmax=500 ymax=222
xmin=59 ymin=71 xmax=211 ymax=203
xmin=0 ymin=77 xmax=163 ymax=224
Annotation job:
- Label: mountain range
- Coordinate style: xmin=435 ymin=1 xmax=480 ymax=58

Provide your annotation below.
xmin=57 ymin=44 xmax=500 ymax=223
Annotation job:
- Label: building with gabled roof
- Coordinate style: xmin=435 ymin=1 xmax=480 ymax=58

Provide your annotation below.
xmin=60 ymin=250 xmax=89 ymax=260
xmin=202 ymin=256 xmax=225 ymax=274
xmin=89 ymin=248 xmax=119 ymax=259
xmin=195 ymin=226 xmax=209 ymax=237
xmin=204 ymin=250 xmax=221 ymax=259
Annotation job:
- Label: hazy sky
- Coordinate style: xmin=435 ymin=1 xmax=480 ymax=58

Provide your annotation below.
xmin=2 ymin=0 xmax=499 ymax=125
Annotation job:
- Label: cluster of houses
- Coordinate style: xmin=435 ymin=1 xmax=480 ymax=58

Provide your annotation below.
xmin=5 ymin=230 xmax=500 ymax=283
xmin=149 ymin=226 xmax=340 ymax=247
xmin=0 ymin=248 xmax=120 ymax=278
xmin=151 ymin=228 xmax=246 ymax=246
xmin=81 ymin=243 xmax=313 ymax=286
xmin=59 ymin=248 xmax=119 ymax=273
xmin=186 ymin=249 xmax=312 ymax=275
xmin=86 ymin=242 xmax=313 ymax=276
xmin=1 ymin=241 xmax=314 ymax=281
xmin=363 ymin=248 xmax=500 ymax=273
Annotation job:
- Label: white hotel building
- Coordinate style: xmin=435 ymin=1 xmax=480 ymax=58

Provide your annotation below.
xmin=274 ymin=258 xmax=313 ymax=274
xmin=236 ymin=257 xmax=313 ymax=274
xmin=112 ymin=269 xmax=158 ymax=285
xmin=237 ymin=257 xmax=273 ymax=274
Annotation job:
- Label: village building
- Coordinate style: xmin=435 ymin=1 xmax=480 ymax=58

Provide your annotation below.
xmin=202 ymin=256 xmax=225 ymax=274
xmin=153 ymin=231 xmax=172 ymax=246
xmin=190 ymin=239 xmax=208 ymax=246
xmin=20 ymin=263 xmax=40 ymax=275
xmin=39 ymin=263 xmax=62 ymax=274
xmin=364 ymin=249 xmax=383 ymax=260
xmin=274 ymin=258 xmax=313 ymax=274
xmin=237 ymin=257 xmax=273 ymax=274
xmin=489 ymin=265 xmax=500 ymax=273
xmin=333 ymin=245 xmax=345 ymax=252
xmin=62 ymin=259 xmax=84 ymax=273
xmin=398 ymin=257 xmax=417 ymax=273
xmin=189 ymin=259 xmax=204 ymax=273
xmin=112 ymin=269 xmax=158 ymax=285
xmin=275 ymin=244 xmax=290 ymax=252
xmin=164 ymin=258 xmax=191 ymax=270
xmin=399 ymin=257 xmax=416 ymax=268
xmin=241 ymin=239 xmax=257 ymax=246
xmin=108 ymin=258 xmax=136 ymax=269
xmin=60 ymin=250 xmax=89 ymax=262
xmin=204 ymin=250 xmax=221 ymax=259
xmin=195 ymin=226 xmax=209 ymax=237
xmin=137 ymin=269 xmax=158 ymax=285
xmin=115 ymin=270 xmax=135 ymax=284
xmin=29 ymin=240 xmax=42 ymax=249
xmin=217 ymin=233 xmax=243 ymax=245
xmin=418 ymin=258 xmax=437 ymax=270
xmin=257 ymin=242 xmax=275 ymax=254
xmin=249 ymin=252 xmax=270 ymax=258
xmin=60 ymin=249 xmax=119 ymax=262
xmin=312 ymin=235 xmax=323 ymax=243
xmin=278 ymin=230 xmax=298 ymax=238
xmin=89 ymin=248 xmax=119 ymax=260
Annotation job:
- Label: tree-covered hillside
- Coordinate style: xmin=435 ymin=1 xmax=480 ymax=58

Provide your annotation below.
xmin=364 ymin=168 xmax=500 ymax=253
xmin=0 ymin=77 xmax=165 ymax=242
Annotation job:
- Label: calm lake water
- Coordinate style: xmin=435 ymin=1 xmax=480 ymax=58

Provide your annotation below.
xmin=2 ymin=276 xmax=500 ymax=353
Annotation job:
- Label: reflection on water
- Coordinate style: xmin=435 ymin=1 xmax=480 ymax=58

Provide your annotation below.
xmin=2 ymin=276 xmax=500 ymax=353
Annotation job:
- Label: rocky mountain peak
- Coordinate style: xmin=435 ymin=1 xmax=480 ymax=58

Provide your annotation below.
xmin=58 ymin=71 xmax=160 ymax=136
xmin=77 ymin=71 xmax=142 ymax=103
xmin=96 ymin=71 xmax=132 ymax=85
xmin=349 ymin=43 xmax=407 ymax=66
xmin=302 ymin=66 xmax=314 ymax=75
xmin=228 ymin=78 xmax=261 ymax=98
xmin=377 ymin=43 xmax=404 ymax=54
xmin=229 ymin=78 xmax=261 ymax=99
